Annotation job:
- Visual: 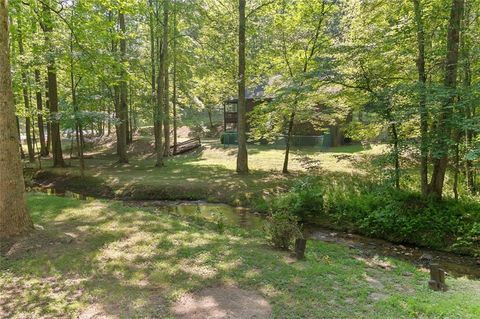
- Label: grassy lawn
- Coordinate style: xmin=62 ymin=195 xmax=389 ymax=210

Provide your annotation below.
xmin=1 ymin=194 xmax=479 ymax=318
xmin=32 ymin=138 xmax=378 ymax=206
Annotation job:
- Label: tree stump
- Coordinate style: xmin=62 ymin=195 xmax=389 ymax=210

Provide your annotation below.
xmin=428 ymin=263 xmax=448 ymax=291
xmin=295 ymin=238 xmax=307 ymax=260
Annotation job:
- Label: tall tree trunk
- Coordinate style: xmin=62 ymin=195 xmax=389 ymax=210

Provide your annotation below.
xmin=42 ymin=3 xmax=65 ymax=167
xmin=17 ymin=28 xmax=35 ymax=163
xmin=128 ymin=82 xmax=134 ymax=142
xmin=0 ymin=0 xmax=33 ymax=238
xmin=16 ymin=116 xmax=25 ymax=159
xmin=148 ymin=0 xmax=160 ymax=162
xmin=413 ymin=0 xmax=429 ymax=195
xmin=44 ymin=80 xmax=51 ymax=155
xmin=282 ymin=111 xmax=295 ymax=173
xmin=428 ymin=0 xmax=464 ymax=198
xmin=107 ymin=102 xmax=111 ymax=136
xmin=236 ymin=0 xmax=249 ymax=174
xmin=155 ymin=0 xmax=169 ymax=167
xmin=391 ymin=122 xmax=401 ymax=189
xmin=172 ymin=2 xmax=178 ymax=153
xmin=25 ymin=117 xmax=34 ymax=163
xmin=155 ymin=37 xmax=164 ymax=167
xmin=126 ymin=87 xmax=131 ymax=144
xmin=163 ymin=65 xmax=170 ymax=156
xmin=70 ymin=36 xmax=85 ymax=177
xmin=116 ymin=12 xmax=128 ymax=163
xmin=163 ymin=0 xmax=170 ymax=157
xmin=34 ymin=70 xmax=47 ymax=156
xmin=453 ymin=131 xmax=460 ymax=199
xmin=462 ymin=2 xmax=475 ymax=194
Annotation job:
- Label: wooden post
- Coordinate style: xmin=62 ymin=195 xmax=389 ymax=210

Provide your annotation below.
xmin=429 ymin=263 xmax=448 ymax=291
xmin=295 ymin=238 xmax=307 ymax=260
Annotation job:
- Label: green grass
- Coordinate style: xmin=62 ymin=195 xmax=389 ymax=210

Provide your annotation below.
xmin=1 ymin=194 xmax=479 ymax=318
xmin=32 ymin=138 xmax=379 ymax=207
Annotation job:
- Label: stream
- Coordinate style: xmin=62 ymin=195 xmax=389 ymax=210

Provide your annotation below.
xmin=31 ymin=188 xmax=480 ymax=279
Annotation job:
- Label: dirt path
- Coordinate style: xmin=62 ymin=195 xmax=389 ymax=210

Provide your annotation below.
xmin=171 ymin=287 xmax=272 ymax=319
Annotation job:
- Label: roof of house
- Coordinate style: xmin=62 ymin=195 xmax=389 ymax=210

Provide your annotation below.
xmin=224 ymin=84 xmax=267 ymax=104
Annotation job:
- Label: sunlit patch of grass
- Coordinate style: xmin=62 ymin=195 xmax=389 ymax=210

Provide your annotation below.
xmin=2 ymin=194 xmax=479 ymax=318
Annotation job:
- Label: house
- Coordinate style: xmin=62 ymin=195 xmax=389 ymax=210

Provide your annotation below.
xmin=222 ymin=86 xmax=269 ymax=132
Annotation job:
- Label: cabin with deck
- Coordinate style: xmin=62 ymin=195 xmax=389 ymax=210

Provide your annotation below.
xmin=222 ymin=86 xmax=268 ymax=133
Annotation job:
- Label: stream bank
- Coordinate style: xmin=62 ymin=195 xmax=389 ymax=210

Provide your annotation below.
xmin=28 ymin=185 xmax=480 ymax=279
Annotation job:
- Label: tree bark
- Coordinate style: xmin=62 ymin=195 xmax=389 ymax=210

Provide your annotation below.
xmin=236 ymin=0 xmax=249 ymax=174
xmin=44 ymin=80 xmax=51 ymax=155
xmin=412 ymin=0 xmax=429 ymax=195
xmin=172 ymin=2 xmax=178 ymax=153
xmin=42 ymin=2 xmax=65 ymax=167
xmin=16 ymin=116 xmax=25 ymax=159
xmin=0 ymin=0 xmax=33 ymax=238
xmin=70 ymin=36 xmax=85 ymax=177
xmin=34 ymin=70 xmax=47 ymax=156
xmin=282 ymin=111 xmax=295 ymax=173
xmin=391 ymin=122 xmax=401 ymax=189
xmin=461 ymin=3 xmax=475 ymax=194
xmin=17 ymin=28 xmax=35 ymax=163
xmin=155 ymin=1 xmax=168 ymax=167
xmin=428 ymin=0 xmax=464 ymax=198
xmin=116 ymin=12 xmax=128 ymax=163
xmin=163 ymin=0 xmax=170 ymax=157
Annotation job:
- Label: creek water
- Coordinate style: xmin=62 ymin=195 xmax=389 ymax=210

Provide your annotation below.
xmin=31 ymin=188 xmax=480 ymax=279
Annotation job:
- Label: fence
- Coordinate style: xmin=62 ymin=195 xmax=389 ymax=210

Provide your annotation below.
xmin=221 ymin=132 xmax=331 ymax=149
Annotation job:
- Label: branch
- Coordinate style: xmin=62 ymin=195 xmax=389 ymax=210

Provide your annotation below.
xmin=246 ymin=0 xmax=276 ymax=20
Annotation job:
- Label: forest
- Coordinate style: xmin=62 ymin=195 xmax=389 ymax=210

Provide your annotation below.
xmin=1 ymin=0 xmax=480 ymax=318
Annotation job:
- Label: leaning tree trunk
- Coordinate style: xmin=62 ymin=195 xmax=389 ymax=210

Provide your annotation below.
xmin=428 ymin=0 xmax=464 ymax=198
xmin=0 ymin=0 xmax=33 ymax=239
xmin=413 ymin=0 xmax=429 ymax=195
xmin=236 ymin=0 xmax=249 ymax=174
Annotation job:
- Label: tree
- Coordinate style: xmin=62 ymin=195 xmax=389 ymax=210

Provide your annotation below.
xmin=428 ymin=0 xmax=464 ymax=198
xmin=116 ymin=11 xmax=129 ymax=163
xmin=236 ymin=0 xmax=249 ymax=174
xmin=163 ymin=0 xmax=170 ymax=157
xmin=0 ymin=0 xmax=33 ymax=238
xmin=412 ymin=0 xmax=429 ymax=195
xmin=41 ymin=0 xmax=65 ymax=168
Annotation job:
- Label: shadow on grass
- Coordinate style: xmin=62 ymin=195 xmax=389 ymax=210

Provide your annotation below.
xmin=3 ymin=194 xmax=480 ymax=318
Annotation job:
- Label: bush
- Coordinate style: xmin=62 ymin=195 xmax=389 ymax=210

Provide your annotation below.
xmin=269 ymin=177 xmax=324 ymax=222
xmin=267 ymin=176 xmax=480 ymax=255
xmin=323 ymin=187 xmax=480 ymax=252
xmin=453 ymin=222 xmax=480 ymax=256
xmin=265 ymin=211 xmax=302 ymax=250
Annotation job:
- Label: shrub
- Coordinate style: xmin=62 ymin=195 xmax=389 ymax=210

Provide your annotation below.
xmin=265 ymin=211 xmax=302 ymax=250
xmin=454 ymin=222 xmax=480 ymax=256
xmin=269 ymin=177 xmax=324 ymax=222
xmin=265 ymin=175 xmax=480 ymax=255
